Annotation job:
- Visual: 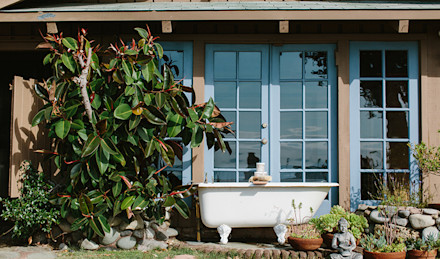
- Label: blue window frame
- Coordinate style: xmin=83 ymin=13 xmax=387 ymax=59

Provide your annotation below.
xmin=349 ymin=42 xmax=419 ymax=209
xmin=205 ymin=44 xmax=337 ymax=214
xmin=159 ymin=42 xmax=193 ymax=185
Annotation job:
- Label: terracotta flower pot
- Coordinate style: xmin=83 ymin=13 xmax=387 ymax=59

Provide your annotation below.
xmin=287 ymin=236 xmax=323 ymax=251
xmin=363 ymin=250 xmax=406 ymax=259
xmin=407 ymin=249 xmax=437 ymax=259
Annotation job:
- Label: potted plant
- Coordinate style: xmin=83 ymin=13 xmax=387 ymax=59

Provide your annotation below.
xmin=406 ymin=234 xmax=439 ymax=259
xmin=287 ymin=200 xmax=323 ymax=251
xmin=310 ymin=205 xmax=368 ymax=246
xmin=360 ymin=230 xmax=406 ymax=259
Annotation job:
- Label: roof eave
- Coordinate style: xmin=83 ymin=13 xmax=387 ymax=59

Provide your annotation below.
xmin=0 ymin=0 xmax=25 ymax=10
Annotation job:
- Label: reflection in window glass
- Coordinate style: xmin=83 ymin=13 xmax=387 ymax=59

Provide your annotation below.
xmin=239 ymin=171 xmax=254 ymax=182
xmin=387 ymin=173 xmax=410 ymax=194
xmin=386 ymin=51 xmax=408 ymax=78
xmin=305 ymin=142 xmax=328 ymax=169
xmin=305 ymin=51 xmax=327 ymax=79
xmin=239 ymin=52 xmax=261 ymax=79
xmin=305 ymin=81 xmax=327 ymax=108
xmin=360 ymin=51 xmax=382 ymax=77
xmin=214 ymin=171 xmax=236 ymax=182
xmin=280 ymin=82 xmax=302 ymax=109
xmin=360 ymin=81 xmax=382 ymax=108
xmin=386 ymin=111 xmax=408 ymax=139
xmin=281 ymin=172 xmax=303 ymax=182
xmin=386 ymin=142 xmax=409 ymax=169
xmin=361 ymin=142 xmax=383 ymax=169
xmin=280 ymin=52 xmax=302 ymax=79
xmin=306 ymin=172 xmax=328 ymax=182
xmin=214 ymin=141 xmax=236 ymax=168
xmin=361 ymin=173 xmax=382 ymax=200
xmin=280 ymin=142 xmax=302 ymax=169
xmin=386 ymin=81 xmax=408 ymax=108
xmin=305 ymin=112 xmax=328 ymax=139
xmin=360 ymin=111 xmax=383 ymax=139
xmin=239 ymin=142 xmax=261 ymax=169
xmin=215 ymin=82 xmax=236 ymax=108
xmin=280 ymin=112 xmax=302 ymax=139
xmin=214 ymin=52 xmax=236 ymax=79
xmin=220 ymin=111 xmax=236 ymax=132
xmin=239 ymin=82 xmax=261 ymax=109
xmin=239 ymin=112 xmax=261 ymax=139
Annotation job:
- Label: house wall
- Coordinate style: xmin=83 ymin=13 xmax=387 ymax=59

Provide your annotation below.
xmin=2 ymin=20 xmax=440 ymax=206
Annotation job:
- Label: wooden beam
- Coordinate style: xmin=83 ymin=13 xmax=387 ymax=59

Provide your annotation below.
xmin=279 ymin=20 xmax=289 ymax=34
xmin=0 ymin=0 xmax=24 ymax=10
xmin=161 ymin=20 xmax=172 ymax=33
xmin=1 ymin=10 xmax=440 ymax=22
xmin=399 ymin=19 xmax=409 ymax=33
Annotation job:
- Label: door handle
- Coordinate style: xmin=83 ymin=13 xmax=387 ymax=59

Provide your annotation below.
xmin=261 ymin=138 xmax=268 ymax=145
xmin=262 ymin=123 xmax=268 ymax=128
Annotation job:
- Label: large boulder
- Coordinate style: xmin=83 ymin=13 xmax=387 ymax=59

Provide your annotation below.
xmin=409 ymin=214 xmax=435 ymax=229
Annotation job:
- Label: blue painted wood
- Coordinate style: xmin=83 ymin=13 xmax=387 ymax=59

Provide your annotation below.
xmin=160 ymin=41 xmax=193 ymax=185
xmin=349 ymin=42 xmax=419 ymax=210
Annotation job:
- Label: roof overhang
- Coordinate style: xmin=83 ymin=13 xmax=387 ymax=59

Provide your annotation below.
xmin=0 ymin=0 xmax=24 ymax=10
xmin=1 ymin=1 xmax=440 ymax=22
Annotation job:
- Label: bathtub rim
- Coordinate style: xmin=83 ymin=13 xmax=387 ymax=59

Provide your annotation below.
xmin=198 ymin=182 xmax=339 ymax=188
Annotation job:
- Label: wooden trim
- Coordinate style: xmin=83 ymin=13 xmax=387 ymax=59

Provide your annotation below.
xmin=335 ymin=40 xmax=350 ymax=210
xmin=192 ymin=40 xmax=205 ymax=183
xmin=3 ymin=10 xmax=440 ymax=23
xmin=0 ymin=0 xmax=24 ymax=10
xmin=279 ymin=20 xmax=289 ymax=34
xmin=399 ymin=19 xmax=409 ymax=33
xmin=161 ymin=20 xmax=172 ymax=33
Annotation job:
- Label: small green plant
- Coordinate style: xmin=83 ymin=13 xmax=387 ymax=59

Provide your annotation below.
xmin=288 ymin=200 xmax=320 ymax=239
xmin=309 ymin=205 xmax=368 ymax=240
xmin=360 ymin=230 xmax=406 ymax=253
xmin=0 ymin=161 xmax=60 ymax=240
xmin=406 ymin=234 xmax=440 ymax=251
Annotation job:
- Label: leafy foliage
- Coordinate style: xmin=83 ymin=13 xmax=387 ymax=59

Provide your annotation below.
xmin=406 ymin=234 xmax=440 ymax=251
xmin=361 ymin=230 xmax=406 ymax=253
xmin=288 ymin=200 xmax=320 ymax=239
xmin=33 ymin=27 xmax=232 ymax=238
xmin=310 ymin=205 xmax=368 ymax=240
xmin=0 ymin=161 xmax=60 ymax=240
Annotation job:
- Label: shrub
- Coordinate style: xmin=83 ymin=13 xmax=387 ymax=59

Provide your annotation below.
xmin=0 ymin=161 xmax=60 ymax=240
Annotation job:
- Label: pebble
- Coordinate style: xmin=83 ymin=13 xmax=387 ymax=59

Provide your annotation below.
xmin=119 ymin=230 xmax=133 ymax=237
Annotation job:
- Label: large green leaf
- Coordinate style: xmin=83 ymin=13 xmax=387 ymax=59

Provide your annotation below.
xmin=34 ymin=84 xmax=49 ymax=102
xmin=70 ymin=163 xmax=82 ymax=180
xmin=191 ymin=125 xmax=203 ymax=148
xmin=70 ymin=217 xmax=88 ymax=231
xmin=155 ymin=92 xmax=166 ymax=108
xmin=55 ymin=119 xmax=71 ymax=139
xmin=62 ymin=37 xmax=78 ymax=51
xmin=61 ymin=53 xmax=76 ymax=73
xmin=82 ymin=134 xmax=101 ymax=157
xmin=79 ymin=194 xmax=93 ymax=216
xmin=142 ymin=106 xmax=166 ymax=125
xmin=111 ymin=152 xmax=126 ymax=166
xmin=31 ymin=109 xmax=45 ymax=127
xmin=114 ymin=103 xmax=132 ymax=120
xmin=154 ymin=43 xmax=164 ymax=59
xmin=135 ymin=27 xmax=149 ymax=39
xmin=98 ymin=214 xmax=111 ymax=234
xmin=188 ymin=108 xmax=199 ymax=123
xmin=64 ymin=99 xmax=81 ymax=118
xmin=100 ymin=138 xmax=118 ymax=155
xmin=162 ymin=196 xmax=175 ymax=207
xmin=112 ymin=181 xmax=122 ymax=197
xmin=121 ymin=196 xmax=135 ymax=210
xmin=202 ymin=97 xmax=215 ymax=119
xmin=170 ymin=95 xmax=188 ymax=117
xmin=167 ymin=114 xmax=183 ymax=137
xmin=89 ymin=218 xmax=104 ymax=237
xmin=91 ymin=52 xmax=100 ymax=70
xmin=174 ymin=198 xmax=190 ymax=219
xmin=129 ymin=114 xmax=142 ymax=130
xmin=96 ymin=147 xmax=109 ymax=175
xmin=122 ymin=60 xmax=132 ymax=77
xmin=132 ymin=195 xmax=148 ymax=210
xmin=141 ymin=61 xmax=155 ymax=83
xmin=160 ymin=142 xmax=175 ymax=167
xmin=145 ymin=140 xmax=156 ymax=158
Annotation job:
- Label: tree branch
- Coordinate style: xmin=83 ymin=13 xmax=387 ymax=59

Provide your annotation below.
xmin=74 ymin=48 xmax=93 ymax=123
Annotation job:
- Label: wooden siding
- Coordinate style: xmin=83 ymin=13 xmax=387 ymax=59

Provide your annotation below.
xmin=9 ymin=76 xmax=50 ymax=197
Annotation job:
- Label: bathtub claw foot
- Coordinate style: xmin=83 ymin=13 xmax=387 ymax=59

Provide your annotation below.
xmin=217 ymin=224 xmax=232 ymax=245
xmin=273 ymin=224 xmax=288 ymax=245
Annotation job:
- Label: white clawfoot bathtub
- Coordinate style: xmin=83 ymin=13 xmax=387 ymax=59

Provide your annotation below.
xmin=198 ymin=182 xmax=338 ymax=244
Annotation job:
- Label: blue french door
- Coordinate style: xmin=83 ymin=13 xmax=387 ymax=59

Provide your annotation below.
xmin=205 ymin=44 xmax=337 ymax=214
xmin=349 ymin=42 xmax=419 ymax=210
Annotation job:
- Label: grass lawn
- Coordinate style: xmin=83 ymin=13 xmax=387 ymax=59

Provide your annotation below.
xmin=58 ymin=247 xmax=240 ymax=259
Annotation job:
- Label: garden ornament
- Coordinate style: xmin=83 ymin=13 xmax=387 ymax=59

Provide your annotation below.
xmin=330 ymin=218 xmax=362 ymax=259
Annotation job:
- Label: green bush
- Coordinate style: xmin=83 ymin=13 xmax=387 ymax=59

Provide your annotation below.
xmin=0 ymin=161 xmax=60 ymax=240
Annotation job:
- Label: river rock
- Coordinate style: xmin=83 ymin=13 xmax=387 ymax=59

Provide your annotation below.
xmin=155 ymin=230 xmax=168 ymax=241
xmin=422 ymin=226 xmax=439 ymax=241
xmin=145 ymin=227 xmax=155 ymax=239
xmin=423 ymin=208 xmax=440 ymax=216
xmin=166 ymin=228 xmax=179 ymax=237
xmin=81 ymin=239 xmax=99 ymax=250
xmin=71 ymin=231 xmax=83 ymax=243
xmin=398 ymin=210 xmax=411 ymax=218
xmin=395 ymin=217 xmax=409 ymax=227
xmin=409 ymin=214 xmax=435 ymax=229
xmin=357 ymin=204 xmax=368 ymax=211
xmin=436 ymin=218 xmax=440 ymax=226
xmin=99 ymin=227 xmax=120 ymax=245
xmin=117 ymin=236 xmax=137 ymax=250
xmin=59 ymin=220 xmax=72 ymax=234
xmin=370 ymin=210 xmax=390 ymax=223
xmin=126 ymin=215 xmax=144 ymax=230
xmin=120 ymin=230 xmax=133 ymax=237
xmin=59 ymin=243 xmax=69 ymax=251
xmin=133 ymin=229 xmax=144 ymax=239
xmin=137 ymin=239 xmax=168 ymax=251
xmin=410 ymin=208 xmax=423 ymax=214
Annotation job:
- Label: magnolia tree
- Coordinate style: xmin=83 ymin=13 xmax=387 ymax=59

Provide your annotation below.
xmin=32 ymin=27 xmax=232 ymax=239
